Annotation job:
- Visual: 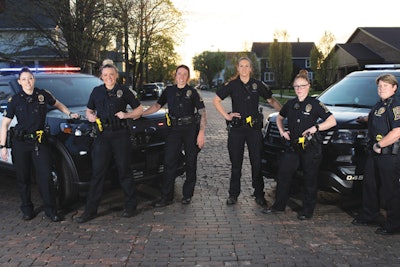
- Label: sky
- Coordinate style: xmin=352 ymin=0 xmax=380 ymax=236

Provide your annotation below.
xmin=171 ymin=0 xmax=399 ymax=71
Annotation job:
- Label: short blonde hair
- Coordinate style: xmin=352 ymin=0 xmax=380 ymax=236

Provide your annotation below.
xmin=376 ymin=74 xmax=398 ymax=87
xmin=102 ymin=59 xmax=114 ymax=66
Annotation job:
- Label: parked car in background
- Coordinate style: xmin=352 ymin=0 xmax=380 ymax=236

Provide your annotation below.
xmin=155 ymin=82 xmax=165 ymax=91
xmin=0 ymin=68 xmax=183 ymax=207
xmin=139 ymin=83 xmax=162 ymax=100
xmin=261 ymin=67 xmax=400 ymax=196
xmin=195 ymin=84 xmax=209 ymax=90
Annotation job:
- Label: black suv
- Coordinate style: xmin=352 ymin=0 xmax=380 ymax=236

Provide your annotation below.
xmin=261 ymin=68 xmax=400 ymax=196
xmin=0 ymin=71 xmax=181 ymax=206
xmin=139 ymin=83 xmax=162 ymax=100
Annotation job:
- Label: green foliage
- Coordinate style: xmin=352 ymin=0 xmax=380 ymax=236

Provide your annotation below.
xmin=310 ymin=31 xmax=338 ymax=90
xmin=193 ymin=51 xmax=226 ymax=88
xmin=269 ymin=39 xmax=293 ymax=96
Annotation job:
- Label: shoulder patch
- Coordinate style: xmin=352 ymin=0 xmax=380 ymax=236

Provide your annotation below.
xmin=319 ymin=101 xmax=330 ymax=113
xmin=393 ymin=106 xmax=400 ymax=120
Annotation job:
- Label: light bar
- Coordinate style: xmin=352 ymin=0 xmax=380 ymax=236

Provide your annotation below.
xmin=0 ymin=67 xmax=81 ymax=72
xmin=365 ymin=64 xmax=400 ymax=69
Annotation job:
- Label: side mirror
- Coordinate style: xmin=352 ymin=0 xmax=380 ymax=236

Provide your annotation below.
xmin=0 ymin=103 xmax=7 ymax=113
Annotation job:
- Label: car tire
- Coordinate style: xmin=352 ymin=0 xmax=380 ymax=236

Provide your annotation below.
xmin=49 ymin=139 xmax=80 ymax=207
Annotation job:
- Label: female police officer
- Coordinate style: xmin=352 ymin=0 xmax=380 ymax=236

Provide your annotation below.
xmin=213 ymin=56 xmax=281 ymax=207
xmin=263 ymin=69 xmax=336 ymax=220
xmin=351 ymin=74 xmax=400 ymax=235
xmin=74 ymin=63 xmax=143 ymax=223
xmin=0 ymin=67 xmax=79 ymax=221
xmin=143 ymin=64 xmax=206 ymax=207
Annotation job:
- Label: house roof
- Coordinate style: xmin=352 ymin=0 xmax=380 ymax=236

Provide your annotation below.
xmin=335 ymin=43 xmax=384 ymax=61
xmin=251 ymin=42 xmax=315 ymax=58
xmin=0 ymin=0 xmax=55 ymax=29
xmin=347 ymin=27 xmax=400 ymax=51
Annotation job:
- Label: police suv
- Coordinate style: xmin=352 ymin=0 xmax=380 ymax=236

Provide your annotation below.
xmin=0 ymin=68 xmax=181 ymax=206
xmin=261 ymin=66 xmax=400 ymax=196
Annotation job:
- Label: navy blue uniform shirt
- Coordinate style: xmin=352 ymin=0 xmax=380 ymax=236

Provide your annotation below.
xmin=216 ymin=77 xmax=273 ymax=118
xmin=5 ymin=88 xmax=56 ymax=133
xmin=157 ymin=84 xmax=205 ymax=117
xmin=368 ymin=95 xmax=400 ymax=142
xmin=87 ymin=84 xmax=140 ymax=120
xmin=280 ymin=96 xmax=332 ymax=138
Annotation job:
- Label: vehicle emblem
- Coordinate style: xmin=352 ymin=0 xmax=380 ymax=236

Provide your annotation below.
xmin=117 ymin=90 xmax=123 ymax=98
xmin=305 ymin=104 xmax=312 ymax=113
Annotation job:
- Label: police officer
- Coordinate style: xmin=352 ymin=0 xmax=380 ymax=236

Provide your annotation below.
xmin=0 ymin=67 xmax=79 ymax=222
xmin=263 ymin=69 xmax=336 ymax=220
xmin=143 ymin=64 xmax=206 ymax=207
xmin=213 ymin=57 xmax=281 ymax=207
xmin=352 ymin=74 xmax=400 ymax=235
xmin=74 ymin=63 xmax=143 ymax=223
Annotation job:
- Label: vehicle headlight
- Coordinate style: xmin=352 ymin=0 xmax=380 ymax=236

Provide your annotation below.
xmin=331 ymin=129 xmax=367 ymax=145
xmin=60 ymin=122 xmax=92 ymax=136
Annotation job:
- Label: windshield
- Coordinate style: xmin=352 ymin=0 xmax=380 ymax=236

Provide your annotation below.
xmin=318 ymin=73 xmax=400 ymax=108
xmin=35 ymin=76 xmax=102 ymax=107
xmin=318 ymin=75 xmax=380 ymax=107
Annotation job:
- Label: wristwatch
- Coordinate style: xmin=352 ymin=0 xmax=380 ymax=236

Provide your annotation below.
xmin=0 ymin=145 xmax=5 ymax=149
xmin=375 ymin=143 xmax=381 ymax=149
xmin=315 ymin=124 xmax=319 ymax=131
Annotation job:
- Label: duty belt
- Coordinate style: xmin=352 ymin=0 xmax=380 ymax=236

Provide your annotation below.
xmin=13 ymin=129 xmax=47 ymax=143
xmin=96 ymin=118 xmax=128 ymax=131
xmin=376 ymin=141 xmax=400 ymax=155
xmin=166 ymin=114 xmax=196 ymax=126
xmin=227 ymin=115 xmax=262 ymax=128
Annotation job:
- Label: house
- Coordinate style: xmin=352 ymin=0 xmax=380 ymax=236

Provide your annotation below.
xmin=333 ymin=27 xmax=400 ymax=79
xmin=251 ymin=41 xmax=315 ymax=88
xmin=0 ymin=0 xmax=69 ymax=68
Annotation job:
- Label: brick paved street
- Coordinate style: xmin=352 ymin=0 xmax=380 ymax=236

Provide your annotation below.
xmin=0 ymin=90 xmax=399 ymax=267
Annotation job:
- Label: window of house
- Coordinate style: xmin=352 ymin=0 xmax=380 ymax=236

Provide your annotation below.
xmin=264 ymin=72 xmax=274 ymax=82
xmin=305 ymin=59 xmax=311 ymax=68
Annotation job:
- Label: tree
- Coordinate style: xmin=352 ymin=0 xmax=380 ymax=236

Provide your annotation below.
xmin=310 ymin=31 xmax=338 ymax=90
xmin=193 ymin=51 xmax=226 ymax=88
xmin=123 ymin=0 xmax=182 ymax=89
xmin=269 ymin=30 xmax=293 ymax=95
xmin=31 ymin=0 xmax=114 ymax=72
xmin=146 ymin=35 xmax=179 ymax=82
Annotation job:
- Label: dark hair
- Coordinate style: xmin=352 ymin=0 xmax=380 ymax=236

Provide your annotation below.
xmin=175 ymin=64 xmax=190 ymax=79
xmin=294 ymin=69 xmax=310 ymax=83
xmin=18 ymin=67 xmax=33 ymax=78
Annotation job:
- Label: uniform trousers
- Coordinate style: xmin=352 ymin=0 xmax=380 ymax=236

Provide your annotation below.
xmin=11 ymin=140 xmax=57 ymax=215
xmin=84 ymin=129 xmax=137 ymax=214
xmin=272 ymin=145 xmax=322 ymax=216
xmin=362 ymin=153 xmax=400 ymax=231
xmin=162 ymin=124 xmax=198 ymax=201
xmin=227 ymin=126 xmax=264 ymax=199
